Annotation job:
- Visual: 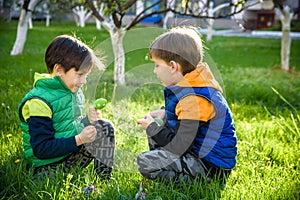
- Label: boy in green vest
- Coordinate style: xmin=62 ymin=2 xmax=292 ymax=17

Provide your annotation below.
xmin=18 ymin=35 xmax=115 ymax=180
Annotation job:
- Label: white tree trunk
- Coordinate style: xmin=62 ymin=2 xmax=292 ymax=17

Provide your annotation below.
xmin=163 ymin=12 xmax=173 ymax=29
xmin=95 ymin=10 xmax=127 ymax=84
xmin=28 ymin=16 xmax=33 ymax=29
xmin=10 ymin=0 xmax=41 ymax=56
xmin=72 ymin=5 xmax=92 ymax=27
xmin=163 ymin=0 xmax=175 ymax=29
xmin=109 ymin=29 xmax=126 ymax=85
xmin=95 ymin=3 xmax=104 ymax=30
xmin=45 ymin=10 xmax=51 ymax=27
xmin=136 ymin=0 xmax=144 ymax=16
xmin=275 ymin=6 xmax=293 ymax=71
xmin=206 ymin=1 xmax=230 ymax=42
xmin=96 ymin=17 xmax=101 ymax=30
xmin=91 ymin=3 xmax=127 ymax=84
xmin=10 ymin=9 xmax=28 ymax=55
xmin=206 ymin=19 xmax=214 ymax=41
xmin=206 ymin=1 xmax=214 ymax=42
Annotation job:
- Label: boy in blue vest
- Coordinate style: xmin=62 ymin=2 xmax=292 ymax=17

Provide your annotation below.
xmin=137 ymin=27 xmax=237 ymax=184
xmin=18 ymin=35 xmax=115 ymax=180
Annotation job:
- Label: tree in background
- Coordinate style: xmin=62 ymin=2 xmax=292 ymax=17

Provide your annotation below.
xmin=86 ymin=0 xmax=169 ymax=84
xmin=10 ymin=0 xmax=41 ymax=55
xmin=72 ymin=1 xmax=92 ymax=27
xmin=87 ymin=0 xmax=261 ymax=84
xmin=10 ymin=0 xmax=74 ymax=55
xmin=10 ymin=0 xmax=261 ymax=84
xmin=273 ymin=0 xmax=297 ymax=71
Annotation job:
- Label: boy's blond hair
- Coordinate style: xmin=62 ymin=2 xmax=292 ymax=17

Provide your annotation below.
xmin=149 ymin=27 xmax=203 ymax=75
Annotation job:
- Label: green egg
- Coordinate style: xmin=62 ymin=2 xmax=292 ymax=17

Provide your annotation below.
xmin=154 ymin=118 xmax=164 ymax=126
xmin=94 ymin=98 xmax=107 ymax=110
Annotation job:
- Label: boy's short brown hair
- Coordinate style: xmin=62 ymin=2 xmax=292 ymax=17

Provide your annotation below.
xmin=45 ymin=35 xmax=94 ymax=73
xmin=149 ymin=27 xmax=203 ymax=75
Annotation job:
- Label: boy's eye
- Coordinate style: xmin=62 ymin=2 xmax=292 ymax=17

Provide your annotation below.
xmin=77 ymin=72 xmax=85 ymax=76
xmin=77 ymin=73 xmax=88 ymax=79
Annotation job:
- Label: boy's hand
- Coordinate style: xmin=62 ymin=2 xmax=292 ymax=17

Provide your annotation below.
xmin=137 ymin=114 xmax=155 ymax=130
xmin=76 ymin=125 xmax=97 ymax=145
xmin=149 ymin=109 xmax=165 ymax=119
xmin=88 ymin=106 xmax=100 ymax=124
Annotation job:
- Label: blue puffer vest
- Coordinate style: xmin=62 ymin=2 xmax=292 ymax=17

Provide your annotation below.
xmin=164 ymin=86 xmax=237 ymax=169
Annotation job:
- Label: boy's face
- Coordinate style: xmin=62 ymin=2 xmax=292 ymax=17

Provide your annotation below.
xmin=151 ymin=56 xmax=183 ymax=87
xmin=59 ymin=67 xmax=89 ymax=93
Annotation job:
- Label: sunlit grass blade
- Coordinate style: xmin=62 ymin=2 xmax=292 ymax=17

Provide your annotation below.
xmin=271 ymin=86 xmax=298 ymax=113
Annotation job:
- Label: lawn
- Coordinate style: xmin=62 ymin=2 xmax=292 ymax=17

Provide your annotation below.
xmin=0 ymin=20 xmax=299 ymax=199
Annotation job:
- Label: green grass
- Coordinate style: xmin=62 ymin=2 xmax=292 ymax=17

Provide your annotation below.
xmin=0 ymin=20 xmax=300 ymax=199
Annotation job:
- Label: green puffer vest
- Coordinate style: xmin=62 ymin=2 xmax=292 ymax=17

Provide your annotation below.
xmin=18 ymin=74 xmax=85 ymax=167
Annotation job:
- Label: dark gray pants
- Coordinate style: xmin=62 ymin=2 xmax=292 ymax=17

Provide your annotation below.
xmin=34 ymin=119 xmax=115 ymax=180
xmin=137 ymin=149 xmax=230 ymax=184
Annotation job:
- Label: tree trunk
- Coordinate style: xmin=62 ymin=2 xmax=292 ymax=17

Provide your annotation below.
xmin=206 ymin=19 xmax=214 ymax=41
xmin=28 ymin=16 xmax=33 ymax=29
xmin=275 ymin=6 xmax=293 ymax=71
xmin=95 ymin=3 xmax=104 ymax=30
xmin=163 ymin=0 xmax=175 ymax=29
xmin=96 ymin=17 xmax=102 ymax=30
xmin=86 ymin=0 xmax=127 ymax=84
xmin=10 ymin=9 xmax=28 ymax=56
xmin=73 ymin=6 xmax=84 ymax=27
xmin=10 ymin=0 xmax=40 ymax=56
xmin=163 ymin=11 xmax=173 ymax=29
xmin=281 ymin=25 xmax=291 ymax=71
xmin=72 ymin=6 xmax=92 ymax=28
xmin=207 ymin=2 xmax=214 ymax=42
xmin=136 ymin=0 xmax=144 ymax=16
xmin=109 ymin=29 xmax=126 ymax=85
xmin=45 ymin=11 xmax=51 ymax=27
xmin=206 ymin=1 xmax=230 ymax=42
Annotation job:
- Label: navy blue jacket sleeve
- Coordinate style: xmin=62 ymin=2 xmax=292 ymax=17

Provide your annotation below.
xmin=28 ymin=116 xmax=79 ymax=159
xmin=147 ymin=119 xmax=205 ymax=156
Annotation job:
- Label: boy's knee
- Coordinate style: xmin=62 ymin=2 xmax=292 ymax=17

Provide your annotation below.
xmin=99 ymin=119 xmax=114 ymax=130
xmin=136 ymin=152 xmax=148 ymax=171
xmin=137 ymin=153 xmax=155 ymax=179
xmin=136 ymin=151 xmax=159 ymax=173
xmin=95 ymin=119 xmax=115 ymax=137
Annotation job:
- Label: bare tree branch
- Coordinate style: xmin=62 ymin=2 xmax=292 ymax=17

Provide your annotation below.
xmin=120 ymin=0 xmax=137 ymax=11
xmin=126 ymin=0 xmax=168 ymax=29
xmin=86 ymin=0 xmax=105 ymax=22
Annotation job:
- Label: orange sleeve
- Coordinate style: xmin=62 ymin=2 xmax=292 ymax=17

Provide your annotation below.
xmin=175 ymin=95 xmax=216 ymax=122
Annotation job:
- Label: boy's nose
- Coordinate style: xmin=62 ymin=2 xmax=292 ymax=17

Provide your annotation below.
xmin=80 ymin=76 xmax=87 ymax=84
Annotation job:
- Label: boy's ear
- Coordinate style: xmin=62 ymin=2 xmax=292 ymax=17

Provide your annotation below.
xmin=53 ymin=64 xmax=63 ymax=76
xmin=169 ymin=60 xmax=182 ymax=74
